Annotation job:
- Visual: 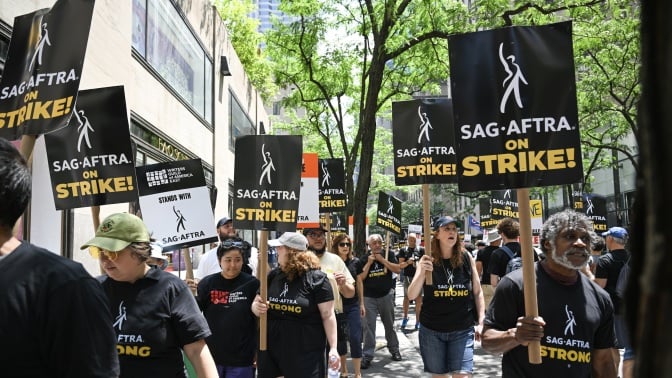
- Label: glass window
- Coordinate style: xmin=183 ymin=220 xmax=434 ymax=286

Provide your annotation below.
xmin=230 ymin=92 xmax=255 ymax=149
xmin=132 ymin=0 xmax=212 ymax=124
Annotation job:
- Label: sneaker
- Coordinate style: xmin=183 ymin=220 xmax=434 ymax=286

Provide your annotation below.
xmin=415 ymin=322 xmax=420 ymax=330
xmin=400 ymin=318 xmax=408 ymax=329
xmin=391 ymin=351 xmax=402 ymax=361
xmin=361 ymin=359 xmax=372 ymax=369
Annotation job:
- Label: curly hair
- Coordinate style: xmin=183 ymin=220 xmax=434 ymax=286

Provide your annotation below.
xmin=430 ymin=233 xmax=466 ymax=269
xmin=331 ymin=233 xmax=353 ymax=260
xmin=282 ymin=249 xmax=321 ymax=281
xmin=497 ymin=217 xmax=520 ymax=239
xmin=540 ymin=209 xmax=592 ymax=255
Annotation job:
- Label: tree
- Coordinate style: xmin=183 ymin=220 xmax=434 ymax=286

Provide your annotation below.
xmin=214 ymin=0 xmax=276 ymax=101
xmin=265 ymin=0 xmax=640 ymax=254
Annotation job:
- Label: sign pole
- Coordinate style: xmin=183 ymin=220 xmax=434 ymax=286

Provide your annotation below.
xmin=422 ymin=184 xmax=432 ymax=285
xmin=325 ymin=212 xmax=332 ymax=252
xmin=517 ymin=188 xmax=541 ymax=364
xmin=383 ymin=231 xmax=391 ymax=274
xmin=259 ymin=230 xmax=269 ymax=351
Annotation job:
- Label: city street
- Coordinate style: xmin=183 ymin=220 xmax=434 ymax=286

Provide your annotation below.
xmin=342 ymin=279 xmax=502 ymax=377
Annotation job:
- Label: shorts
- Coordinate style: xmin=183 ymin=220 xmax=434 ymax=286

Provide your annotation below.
xmin=419 ymin=326 xmax=474 ymax=375
xmin=402 ymin=275 xmax=423 ymax=297
xmin=216 ymin=365 xmax=254 ymax=378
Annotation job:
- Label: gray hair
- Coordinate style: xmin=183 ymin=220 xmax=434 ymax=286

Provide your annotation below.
xmin=540 ymin=209 xmax=592 ymax=254
xmin=367 ymin=234 xmax=383 ymax=244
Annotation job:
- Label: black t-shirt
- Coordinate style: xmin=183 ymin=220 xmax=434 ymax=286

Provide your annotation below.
xmin=0 ymin=242 xmax=119 ymax=378
xmin=259 ymin=268 xmax=334 ymax=377
xmin=99 ymin=267 xmax=211 ymax=378
xmin=595 ymin=249 xmax=629 ymax=314
xmin=488 ymin=242 xmax=522 ymax=278
xmin=397 ymin=246 xmax=425 ymax=277
xmin=197 ymin=272 xmax=259 ymax=366
xmin=342 ymin=257 xmax=361 ymax=307
xmin=477 ymin=245 xmax=498 ymax=285
xmin=358 ymin=252 xmax=398 ymax=298
xmin=421 ymin=255 xmax=477 ymax=332
xmin=484 ymin=263 xmax=616 ymax=378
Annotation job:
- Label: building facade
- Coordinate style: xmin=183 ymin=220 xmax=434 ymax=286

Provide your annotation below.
xmin=0 ymin=0 xmax=269 ymax=275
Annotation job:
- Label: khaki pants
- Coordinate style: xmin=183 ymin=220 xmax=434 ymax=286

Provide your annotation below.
xmin=482 ymin=284 xmax=495 ymax=309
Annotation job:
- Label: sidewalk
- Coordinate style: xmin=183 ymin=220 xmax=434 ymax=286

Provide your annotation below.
xmin=342 ymin=279 xmax=502 ymax=377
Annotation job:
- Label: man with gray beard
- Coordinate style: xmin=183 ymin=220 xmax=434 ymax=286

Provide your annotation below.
xmin=481 ymin=210 xmax=617 ymax=378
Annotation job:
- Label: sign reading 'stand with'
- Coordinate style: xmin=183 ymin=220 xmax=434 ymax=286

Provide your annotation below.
xmin=233 ymin=135 xmax=302 ymax=232
xmin=449 ymin=21 xmax=583 ymax=192
xmin=136 ymin=159 xmax=218 ymax=251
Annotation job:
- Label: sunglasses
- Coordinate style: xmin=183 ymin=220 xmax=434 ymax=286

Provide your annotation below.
xmin=89 ymin=246 xmax=122 ymax=261
xmin=338 ymin=242 xmax=351 ymax=247
xmin=221 ymin=240 xmax=245 ymax=250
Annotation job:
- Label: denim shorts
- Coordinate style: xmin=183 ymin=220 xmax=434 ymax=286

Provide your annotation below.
xmin=419 ymin=326 xmax=474 ymax=374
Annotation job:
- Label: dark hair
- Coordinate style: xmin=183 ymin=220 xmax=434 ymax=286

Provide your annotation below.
xmin=497 ymin=217 xmax=520 ymax=239
xmin=590 ymin=233 xmax=606 ymax=252
xmin=476 ymin=241 xmax=487 ymax=247
xmin=217 ymin=237 xmax=245 ymax=260
xmin=0 ymin=138 xmax=31 ymax=229
xmin=430 ymin=233 xmax=465 ymax=269
xmin=331 ymin=233 xmax=353 ymax=260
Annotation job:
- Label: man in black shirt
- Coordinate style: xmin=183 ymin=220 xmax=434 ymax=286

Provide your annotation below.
xmin=488 ymin=218 xmax=522 ymax=288
xmin=397 ymin=233 xmax=424 ymax=330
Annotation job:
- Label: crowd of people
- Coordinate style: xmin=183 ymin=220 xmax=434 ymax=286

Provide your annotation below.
xmin=1 ymin=137 xmax=634 ymax=378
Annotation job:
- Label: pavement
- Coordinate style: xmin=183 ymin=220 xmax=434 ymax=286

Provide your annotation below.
xmin=341 ymin=279 xmax=503 ymax=377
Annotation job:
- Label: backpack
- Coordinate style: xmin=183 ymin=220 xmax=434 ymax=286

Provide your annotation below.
xmin=615 ymin=257 xmax=631 ymax=299
xmin=501 ymin=245 xmax=523 ymax=274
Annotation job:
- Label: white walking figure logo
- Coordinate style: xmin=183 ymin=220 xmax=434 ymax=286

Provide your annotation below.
xmin=387 ymin=197 xmax=394 ymax=214
xmin=74 ymin=107 xmax=94 ymax=152
xmin=504 ymin=189 xmax=512 ymax=199
xmin=279 ymin=282 xmax=289 ymax=297
xmin=585 ymin=198 xmax=594 ymax=214
xmin=564 ymin=304 xmax=576 ymax=336
xmin=259 ymin=144 xmax=275 ymax=185
xmin=417 ymin=106 xmax=433 ymax=144
xmin=173 ymin=206 xmax=186 ymax=232
xmin=113 ymin=301 xmax=127 ymax=331
xmin=29 ymin=22 xmax=51 ymax=71
xmin=499 ymin=42 xmax=528 ymax=114
xmin=321 ymin=161 xmax=331 ymax=187
xmin=336 ymin=217 xmax=341 ymax=228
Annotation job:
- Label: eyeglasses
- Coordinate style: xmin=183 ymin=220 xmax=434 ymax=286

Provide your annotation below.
xmin=89 ymin=246 xmax=122 ymax=261
xmin=221 ymin=240 xmax=245 ymax=250
xmin=306 ymin=232 xmax=326 ymax=239
xmin=338 ymin=242 xmax=351 ymax=247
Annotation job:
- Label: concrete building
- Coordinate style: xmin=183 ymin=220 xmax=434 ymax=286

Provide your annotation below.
xmin=1 ymin=0 xmax=269 ymax=275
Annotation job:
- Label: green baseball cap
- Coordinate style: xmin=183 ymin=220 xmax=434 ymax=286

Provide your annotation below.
xmin=81 ymin=213 xmax=150 ymax=251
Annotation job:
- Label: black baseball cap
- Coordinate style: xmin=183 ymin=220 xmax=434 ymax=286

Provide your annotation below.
xmin=216 ymin=217 xmax=232 ymax=228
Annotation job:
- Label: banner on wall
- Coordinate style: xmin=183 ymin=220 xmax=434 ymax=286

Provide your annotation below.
xmin=0 ymin=0 xmax=95 ymax=139
xmin=232 ymin=135 xmax=302 ymax=232
xmin=44 ymin=86 xmax=137 ymax=209
xmin=136 ymin=159 xmax=218 ymax=252
xmin=392 ymin=98 xmax=458 ymax=185
xmin=449 ymin=21 xmax=583 ymax=192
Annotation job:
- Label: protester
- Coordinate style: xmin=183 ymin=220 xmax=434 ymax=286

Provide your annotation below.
xmin=251 ymin=232 xmax=339 ymax=377
xmin=0 ymin=137 xmax=120 ymax=377
xmin=358 ymin=233 xmax=402 ymax=369
xmin=397 ymin=232 xmax=425 ymax=330
xmin=595 ymin=226 xmax=631 ymax=375
xmin=488 ymin=218 xmax=521 ymax=287
xmin=197 ymin=237 xmax=260 ymax=378
xmin=588 ymin=233 xmax=605 ymax=274
xmin=482 ymin=209 xmax=616 ymax=378
xmin=476 ymin=229 xmax=501 ymax=308
xmin=192 ymin=217 xmax=258 ymax=288
xmin=408 ymin=216 xmax=484 ymax=377
xmin=305 ymin=226 xmax=355 ymax=377
xmin=83 ymin=212 xmax=217 ymax=378
xmin=332 ymin=233 xmax=365 ymax=378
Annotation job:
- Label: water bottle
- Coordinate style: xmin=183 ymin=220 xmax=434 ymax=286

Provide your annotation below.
xmin=327 ymin=355 xmax=340 ymax=378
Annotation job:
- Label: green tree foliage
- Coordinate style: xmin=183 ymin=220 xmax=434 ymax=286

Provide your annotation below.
xmin=265 ymin=0 xmax=640 ymax=253
xmin=214 ymin=0 xmax=276 ymax=100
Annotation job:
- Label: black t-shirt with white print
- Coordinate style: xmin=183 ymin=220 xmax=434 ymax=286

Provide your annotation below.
xmin=358 ymin=252 xmax=398 ymax=298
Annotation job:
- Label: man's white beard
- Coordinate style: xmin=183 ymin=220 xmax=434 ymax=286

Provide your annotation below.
xmin=550 ymin=246 xmax=589 ymax=271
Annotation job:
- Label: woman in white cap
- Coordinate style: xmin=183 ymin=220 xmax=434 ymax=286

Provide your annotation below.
xmin=407 ymin=216 xmax=485 ymax=378
xmin=251 ymin=232 xmax=339 ymax=377
xmin=82 ymin=213 xmax=217 ymax=378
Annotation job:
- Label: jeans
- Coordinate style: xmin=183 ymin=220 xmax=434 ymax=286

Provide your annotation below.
xmin=362 ymin=290 xmax=399 ymax=359
xmin=337 ymin=302 xmax=363 ymax=358
xmin=419 ymin=326 xmax=474 ymax=374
